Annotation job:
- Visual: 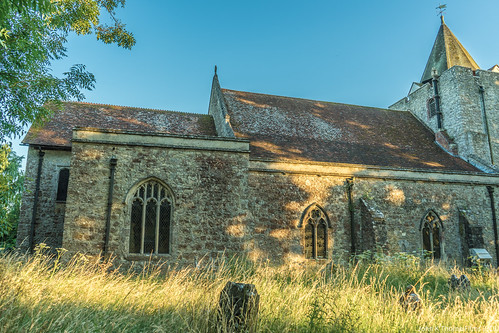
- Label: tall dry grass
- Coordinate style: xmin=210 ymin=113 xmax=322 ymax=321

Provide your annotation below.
xmin=0 ymin=246 xmax=498 ymax=332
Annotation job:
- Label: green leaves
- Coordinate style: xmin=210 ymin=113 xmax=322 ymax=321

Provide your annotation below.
xmin=0 ymin=0 xmax=135 ymax=142
xmin=0 ymin=144 xmax=24 ymax=249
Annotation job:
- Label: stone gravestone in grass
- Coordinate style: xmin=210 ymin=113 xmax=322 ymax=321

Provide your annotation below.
xmin=218 ymin=281 xmax=260 ymax=333
xmin=399 ymin=285 xmax=422 ymax=312
xmin=448 ymin=274 xmax=471 ymax=291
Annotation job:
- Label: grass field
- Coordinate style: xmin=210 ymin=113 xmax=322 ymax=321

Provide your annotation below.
xmin=0 ymin=247 xmax=498 ymax=332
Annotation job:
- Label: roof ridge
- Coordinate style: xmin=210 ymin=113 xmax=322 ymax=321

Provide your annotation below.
xmin=221 ymin=88 xmax=409 ymax=113
xmin=66 ymin=101 xmax=210 ymax=117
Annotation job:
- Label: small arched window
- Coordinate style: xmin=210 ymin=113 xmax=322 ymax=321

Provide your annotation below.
xmin=427 ymin=97 xmax=437 ymax=118
xmin=421 ymin=210 xmax=443 ymax=259
xmin=302 ymin=205 xmax=329 ymax=259
xmin=56 ymin=168 xmax=70 ymax=202
xmin=129 ymin=179 xmax=173 ymax=255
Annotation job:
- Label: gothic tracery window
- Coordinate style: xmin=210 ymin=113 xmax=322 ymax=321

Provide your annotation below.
xmin=303 ymin=206 xmax=329 ymax=259
xmin=421 ymin=211 xmax=442 ymax=259
xmin=129 ymin=179 xmax=173 ymax=255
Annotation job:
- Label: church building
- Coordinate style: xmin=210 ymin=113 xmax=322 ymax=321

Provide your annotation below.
xmin=17 ymin=18 xmax=499 ymax=267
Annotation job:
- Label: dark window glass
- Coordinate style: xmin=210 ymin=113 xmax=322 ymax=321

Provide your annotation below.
xmin=422 ymin=212 xmax=442 ymax=259
xmin=428 ymin=98 xmax=437 ymax=118
xmin=158 ymin=201 xmax=171 ymax=253
xmin=303 ymin=207 xmax=329 ymax=259
xmin=317 ymin=220 xmax=327 ymax=259
xmin=56 ymin=168 xmax=70 ymax=202
xmin=305 ymin=223 xmax=314 ymax=259
xmin=422 ymin=225 xmax=431 ymax=253
xmin=129 ymin=180 xmax=173 ymax=255
xmin=433 ymin=227 xmax=441 ymax=259
xmin=144 ymin=200 xmax=156 ymax=254
xmin=129 ymin=199 xmax=142 ymax=253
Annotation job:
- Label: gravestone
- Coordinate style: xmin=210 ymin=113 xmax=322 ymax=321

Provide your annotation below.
xmin=399 ymin=285 xmax=422 ymax=312
xmin=448 ymin=274 xmax=470 ymax=291
xmin=218 ymin=281 xmax=260 ymax=332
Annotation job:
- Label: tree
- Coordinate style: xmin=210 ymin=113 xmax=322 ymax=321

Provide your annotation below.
xmin=0 ymin=0 xmax=135 ymax=142
xmin=0 ymin=144 xmax=24 ymax=249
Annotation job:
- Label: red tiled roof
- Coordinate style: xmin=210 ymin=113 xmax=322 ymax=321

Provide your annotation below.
xmin=222 ymin=89 xmax=478 ymax=172
xmin=23 ymin=102 xmax=217 ymax=147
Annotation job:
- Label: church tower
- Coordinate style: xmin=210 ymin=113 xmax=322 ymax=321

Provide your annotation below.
xmin=390 ymin=17 xmax=499 ymax=173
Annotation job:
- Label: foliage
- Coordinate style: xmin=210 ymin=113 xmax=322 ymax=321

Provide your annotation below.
xmin=0 ymin=0 xmax=135 ymax=142
xmin=0 ymin=250 xmax=499 ymax=332
xmin=0 ymin=144 xmax=24 ymax=249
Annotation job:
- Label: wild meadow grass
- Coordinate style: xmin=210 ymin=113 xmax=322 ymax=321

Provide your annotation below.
xmin=0 ymin=247 xmax=498 ymax=332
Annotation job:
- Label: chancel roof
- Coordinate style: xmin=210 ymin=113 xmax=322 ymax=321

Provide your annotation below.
xmin=222 ymin=88 xmax=478 ymax=172
xmin=23 ymin=102 xmax=217 ymax=147
xmin=421 ymin=17 xmax=479 ymax=83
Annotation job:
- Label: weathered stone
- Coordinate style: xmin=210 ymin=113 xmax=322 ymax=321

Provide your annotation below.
xmin=399 ymin=285 xmax=422 ymax=312
xmin=218 ymin=281 xmax=259 ymax=333
xmin=448 ymin=274 xmax=471 ymax=291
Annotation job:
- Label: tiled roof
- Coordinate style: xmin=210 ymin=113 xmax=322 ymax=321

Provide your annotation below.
xmin=222 ymin=89 xmax=479 ymax=172
xmin=23 ymin=102 xmax=217 ymax=147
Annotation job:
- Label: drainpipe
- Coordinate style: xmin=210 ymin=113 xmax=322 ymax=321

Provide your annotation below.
xmin=104 ymin=156 xmax=117 ymax=254
xmin=432 ymin=74 xmax=443 ymax=130
xmin=479 ymin=86 xmax=494 ymax=165
xmin=29 ymin=148 xmax=45 ymax=253
xmin=346 ymin=178 xmax=356 ymax=256
xmin=486 ymin=186 xmax=499 ymax=268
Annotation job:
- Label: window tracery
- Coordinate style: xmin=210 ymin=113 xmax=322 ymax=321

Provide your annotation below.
xmin=421 ymin=210 xmax=442 ymax=259
xmin=129 ymin=179 xmax=173 ymax=254
xmin=303 ymin=206 xmax=329 ymax=259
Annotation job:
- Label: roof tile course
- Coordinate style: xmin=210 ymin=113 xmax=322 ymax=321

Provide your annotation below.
xmin=23 ymin=102 xmax=217 ymax=147
xmin=222 ymin=88 xmax=478 ymax=172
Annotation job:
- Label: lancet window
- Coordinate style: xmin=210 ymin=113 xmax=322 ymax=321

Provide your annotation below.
xmin=303 ymin=205 xmax=329 ymax=259
xmin=421 ymin=210 xmax=442 ymax=259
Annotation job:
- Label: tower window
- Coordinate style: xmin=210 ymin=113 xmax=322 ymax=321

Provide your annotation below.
xmin=427 ymin=98 xmax=437 ymax=118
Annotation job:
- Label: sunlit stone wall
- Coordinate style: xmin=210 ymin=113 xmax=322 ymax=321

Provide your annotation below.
xmin=61 ymin=129 xmax=250 ymax=268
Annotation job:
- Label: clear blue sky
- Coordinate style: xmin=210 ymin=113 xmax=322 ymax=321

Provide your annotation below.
xmin=9 ymin=0 xmax=499 ymax=166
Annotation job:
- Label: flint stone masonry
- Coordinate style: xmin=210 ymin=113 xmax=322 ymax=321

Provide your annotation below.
xmin=247 ymin=160 xmax=499 ymax=265
xmin=17 ymin=147 xmax=71 ymax=251
xmin=61 ymin=129 xmax=250 ymax=266
xmin=18 ymin=132 xmax=499 ymax=267
xmin=390 ymin=66 xmax=499 ymax=172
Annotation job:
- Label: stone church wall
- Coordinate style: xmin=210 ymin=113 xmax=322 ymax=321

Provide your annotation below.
xmin=17 ymin=147 xmax=71 ymax=251
xmin=246 ymin=160 xmax=499 ymax=266
xmin=62 ymin=129 xmax=250 ymax=267
xmin=18 ymin=137 xmax=499 ymax=268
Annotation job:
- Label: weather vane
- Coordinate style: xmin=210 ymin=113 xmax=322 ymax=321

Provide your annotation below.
xmin=436 ymin=4 xmax=447 ymax=17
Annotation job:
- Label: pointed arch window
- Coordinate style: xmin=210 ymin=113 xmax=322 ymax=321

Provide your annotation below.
xmin=129 ymin=179 xmax=173 ymax=255
xmin=302 ymin=205 xmax=329 ymax=259
xmin=421 ymin=211 xmax=443 ymax=259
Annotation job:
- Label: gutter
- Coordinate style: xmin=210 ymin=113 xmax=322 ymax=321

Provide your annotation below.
xmin=104 ymin=157 xmax=118 ymax=254
xmin=479 ymin=86 xmax=494 ymax=165
xmin=29 ymin=148 xmax=45 ymax=253
xmin=346 ymin=177 xmax=356 ymax=256
xmin=432 ymin=75 xmax=443 ymax=130
xmin=486 ymin=186 xmax=499 ymax=267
